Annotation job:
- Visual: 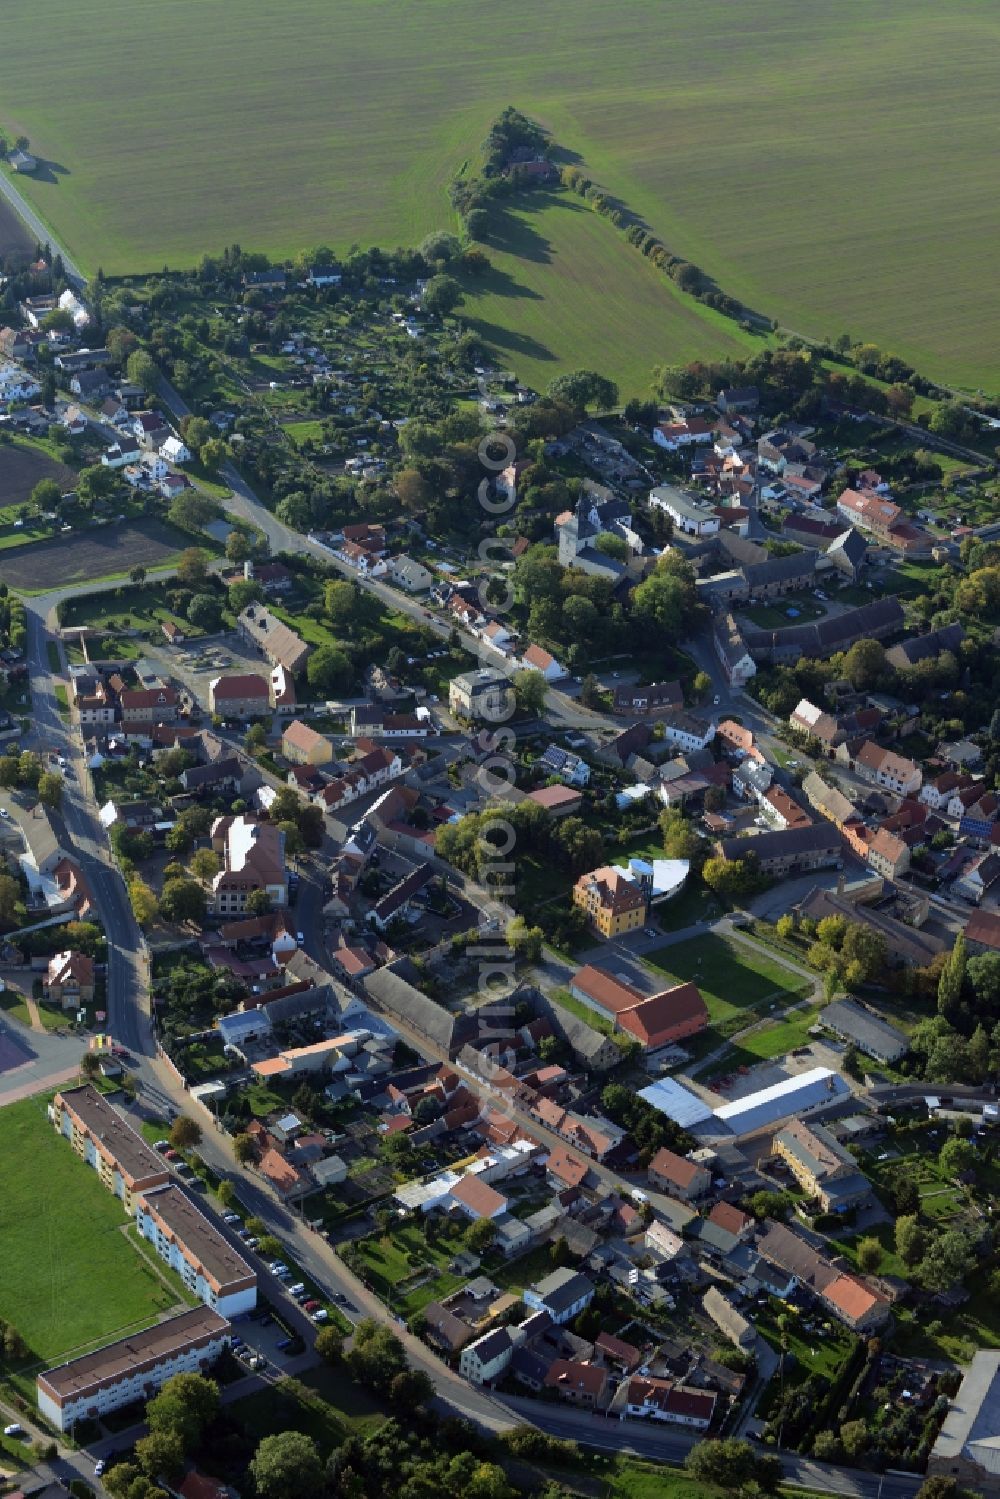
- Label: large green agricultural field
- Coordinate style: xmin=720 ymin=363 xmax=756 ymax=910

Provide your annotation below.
xmin=0 ymin=1094 xmax=187 ymax=1365
xmin=4 ymin=1 xmax=1000 ymax=392
xmin=458 ymin=192 xmax=755 ymax=397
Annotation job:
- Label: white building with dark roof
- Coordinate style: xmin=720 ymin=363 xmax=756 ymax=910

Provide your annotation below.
xmin=37 ymin=1308 xmax=230 ymax=1432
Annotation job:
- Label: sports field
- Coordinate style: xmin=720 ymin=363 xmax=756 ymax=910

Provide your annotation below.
xmin=0 ymin=1094 xmax=186 ymax=1363
xmin=644 ymin=934 xmax=811 ymax=1035
xmin=3 ymin=0 xmax=999 ymax=392
xmin=458 ymin=192 xmax=755 ymax=398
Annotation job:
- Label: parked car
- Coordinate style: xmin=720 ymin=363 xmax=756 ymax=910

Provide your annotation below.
xmin=153 ymin=1140 xmax=170 ymax=1152
xmin=223 ymin=1213 xmax=241 ymax=1225
xmin=95 ymin=1459 xmax=106 ymax=1477
xmin=304 ymin=1299 xmax=320 ymax=1312
xmin=3 ymin=1424 xmax=23 ymax=1438
xmin=311 ymin=1309 xmax=328 ymax=1323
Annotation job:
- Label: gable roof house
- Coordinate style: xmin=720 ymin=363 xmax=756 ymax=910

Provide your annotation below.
xmin=521 ymin=644 xmax=568 ymax=682
xmin=854 ymin=741 xmax=922 ymax=796
xmin=237 ymin=605 xmax=310 ymax=676
xmin=930 ymin=1350 xmax=1000 ymax=1493
xmin=886 ymin=622 xmax=965 ymax=671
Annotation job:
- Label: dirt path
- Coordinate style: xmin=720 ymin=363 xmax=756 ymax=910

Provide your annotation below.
xmin=22 ymin=994 xmax=45 ymax=1033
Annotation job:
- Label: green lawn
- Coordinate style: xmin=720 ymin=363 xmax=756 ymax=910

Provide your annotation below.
xmin=697 ymin=1004 xmax=825 ymax=1080
xmin=653 ymin=882 xmax=724 ymax=934
xmin=58 ymin=581 xmax=210 ymax=637
xmin=757 ymin=1302 xmax=857 ymax=1395
xmin=548 ymin=986 xmax=616 ymax=1039
xmin=0 ymin=988 xmax=34 ymax=1029
xmin=3 ymin=2 xmax=999 ymax=392
xmin=233 ymin=1366 xmax=384 ymax=1455
xmin=0 ymin=1095 xmax=189 ymax=1364
xmin=644 ymin=934 xmax=811 ymax=1036
xmin=351 ymin=1223 xmax=466 ymax=1316
xmin=739 ymin=595 xmax=826 ymax=630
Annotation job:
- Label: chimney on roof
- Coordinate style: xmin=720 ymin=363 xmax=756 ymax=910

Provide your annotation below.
xmin=837 ymin=873 xmax=845 ymax=897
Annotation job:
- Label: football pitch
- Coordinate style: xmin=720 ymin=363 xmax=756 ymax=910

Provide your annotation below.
xmin=3 ymin=0 xmax=999 ymax=392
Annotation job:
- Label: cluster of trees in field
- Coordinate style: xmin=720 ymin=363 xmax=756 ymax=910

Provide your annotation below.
xmin=449 ymin=106 xmax=552 ymax=234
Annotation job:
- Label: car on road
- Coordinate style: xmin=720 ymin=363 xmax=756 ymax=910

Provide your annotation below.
xmin=4 ymin=1424 xmax=23 ymax=1438
xmin=0 ymin=809 xmax=8 ymax=819
xmin=713 ymin=694 xmax=721 ymax=705
xmin=275 ymin=1336 xmax=293 ymax=1352
xmin=296 ymin=932 xmax=305 ymax=945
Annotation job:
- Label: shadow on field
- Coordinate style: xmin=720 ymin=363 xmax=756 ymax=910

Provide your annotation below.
xmin=464 ymin=317 xmax=555 ymax=364
xmin=30 ymin=159 xmax=70 ymax=185
xmin=472 ymin=263 xmax=543 ymax=301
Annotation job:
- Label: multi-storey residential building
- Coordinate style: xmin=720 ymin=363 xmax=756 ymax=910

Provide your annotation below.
xmin=648 ymin=485 xmax=721 ymax=537
xmin=523 ymin=1268 xmax=595 ymax=1325
xmin=37 ymin=1308 xmax=230 ymax=1432
xmin=867 ymin=826 xmax=911 ymax=880
xmin=448 ymin=668 xmax=512 ymax=721
xmin=281 ymin=719 xmax=334 ymax=765
xmin=50 ymin=1084 xmax=170 ymax=1213
xmin=119 ymin=686 xmax=179 ymax=727
xmin=71 ymin=674 xmax=116 ymax=726
xmin=210 ymin=815 xmax=287 ymax=916
xmin=572 ymin=865 xmax=647 ymax=939
xmin=135 ymin=1185 xmax=257 ymax=1317
xmin=854 ymin=741 xmax=922 ymax=796
xmin=269 ymin=663 xmax=296 ymax=713
xmin=208 ymin=673 xmax=270 ymax=718
xmin=459 ymin=1327 xmax=515 ymax=1385
xmin=772 ymin=1119 xmax=871 ymax=1213
xmin=659 ymin=710 xmax=717 ymax=754
xmin=836 ymin=487 xmax=903 ymax=540
xmin=648 ymin=1146 xmax=711 ymax=1200
xmin=714 ymin=613 xmax=756 ymax=687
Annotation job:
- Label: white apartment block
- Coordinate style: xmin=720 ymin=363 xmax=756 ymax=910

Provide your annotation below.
xmin=136 ymin=1185 xmax=257 ymax=1318
xmin=37 ymin=1308 xmax=230 ymax=1432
